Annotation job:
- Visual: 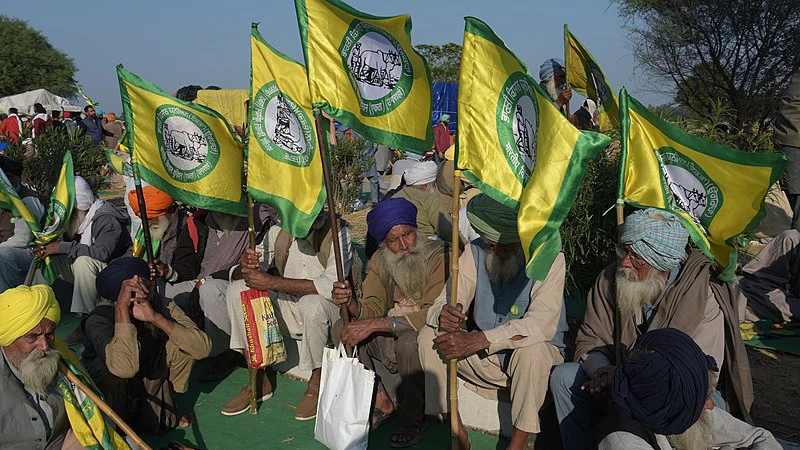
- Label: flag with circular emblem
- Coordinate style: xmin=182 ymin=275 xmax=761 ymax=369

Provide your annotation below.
xmin=459 ymin=17 xmax=611 ymax=280
xmin=117 ymin=65 xmax=246 ymax=216
xmin=248 ymin=24 xmax=325 ymax=238
xmin=0 ymin=165 xmax=41 ymax=236
xmin=564 ymin=24 xmax=620 ymax=131
xmin=33 ymin=152 xmax=75 ymax=283
xmin=295 ymin=0 xmax=433 ymax=153
xmin=620 ymin=88 xmax=788 ymax=281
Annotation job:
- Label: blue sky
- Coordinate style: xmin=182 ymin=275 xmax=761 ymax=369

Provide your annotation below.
xmin=4 ymin=0 xmax=669 ymax=113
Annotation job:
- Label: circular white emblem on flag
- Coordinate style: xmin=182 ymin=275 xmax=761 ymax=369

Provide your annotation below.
xmin=155 ymin=105 xmax=219 ymax=183
xmin=655 ymin=147 xmax=722 ymax=229
xmin=496 ymin=71 xmax=538 ymax=183
xmin=41 ymin=202 xmax=66 ymax=236
xmin=251 ymin=81 xmax=315 ymax=168
xmin=340 ymin=20 xmax=413 ymax=117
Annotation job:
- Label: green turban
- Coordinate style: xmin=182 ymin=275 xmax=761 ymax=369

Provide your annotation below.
xmin=466 ymin=194 xmax=519 ymax=244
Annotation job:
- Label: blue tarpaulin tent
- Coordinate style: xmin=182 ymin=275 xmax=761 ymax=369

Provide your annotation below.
xmin=432 ymin=82 xmax=457 ymax=134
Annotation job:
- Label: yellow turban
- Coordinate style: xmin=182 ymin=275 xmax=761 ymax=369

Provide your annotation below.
xmin=0 ymin=285 xmax=60 ymax=346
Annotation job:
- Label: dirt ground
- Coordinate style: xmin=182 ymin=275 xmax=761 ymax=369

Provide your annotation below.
xmin=748 ymin=347 xmax=800 ymax=441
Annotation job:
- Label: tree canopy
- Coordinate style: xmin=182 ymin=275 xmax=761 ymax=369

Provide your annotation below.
xmin=415 ymin=43 xmax=462 ymax=83
xmin=614 ymin=0 xmax=800 ymax=130
xmin=0 ymin=16 xmax=78 ymax=99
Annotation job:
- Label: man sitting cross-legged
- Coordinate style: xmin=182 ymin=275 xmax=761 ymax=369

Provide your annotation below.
xmin=419 ymin=194 xmax=568 ymax=450
xmin=81 ymin=257 xmax=212 ymax=435
xmin=221 ymin=211 xmax=354 ymax=419
xmin=332 ymin=198 xmax=446 ymax=448
xmin=550 ymin=208 xmax=753 ymax=450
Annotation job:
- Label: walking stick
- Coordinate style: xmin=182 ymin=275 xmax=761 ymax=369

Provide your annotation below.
xmin=313 ymin=111 xmax=351 ymax=353
xmin=449 ymin=168 xmax=463 ymax=450
xmin=57 ymin=362 xmax=152 ymax=450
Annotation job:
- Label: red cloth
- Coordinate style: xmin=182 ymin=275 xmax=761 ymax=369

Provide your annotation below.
xmin=32 ymin=116 xmax=52 ymax=139
xmin=0 ymin=116 xmax=21 ymax=144
xmin=433 ymin=122 xmax=450 ymax=153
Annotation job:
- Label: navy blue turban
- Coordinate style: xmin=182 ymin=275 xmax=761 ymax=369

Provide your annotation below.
xmin=612 ymin=328 xmax=716 ymax=436
xmin=96 ymin=257 xmax=150 ymax=302
xmin=367 ymin=197 xmax=417 ymax=242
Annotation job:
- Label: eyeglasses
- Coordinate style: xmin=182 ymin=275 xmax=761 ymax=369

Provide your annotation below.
xmin=617 ymin=245 xmax=647 ymax=270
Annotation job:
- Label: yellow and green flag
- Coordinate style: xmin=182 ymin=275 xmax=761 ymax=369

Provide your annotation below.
xmin=458 ymin=17 xmax=610 ymax=280
xmin=564 ymin=24 xmax=619 ymax=131
xmin=0 ymin=166 xmax=41 ymax=236
xmin=248 ymin=25 xmax=326 ymax=238
xmin=295 ymin=0 xmax=433 ymax=153
xmin=620 ymin=88 xmax=787 ymax=280
xmin=104 ymin=147 xmax=133 ymax=177
xmin=117 ymin=65 xmax=246 ymax=216
xmin=35 ymin=152 xmax=75 ymax=282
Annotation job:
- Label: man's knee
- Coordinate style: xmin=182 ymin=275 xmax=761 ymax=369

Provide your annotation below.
xmin=395 ymin=328 xmax=420 ymax=360
xmin=298 ymin=294 xmax=336 ymax=323
xmin=417 ymin=324 xmax=436 ymax=347
xmin=550 ymin=362 xmax=586 ymax=394
xmin=72 ymin=255 xmax=103 ymax=276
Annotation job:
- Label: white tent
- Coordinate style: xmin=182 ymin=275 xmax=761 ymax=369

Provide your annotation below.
xmin=0 ymin=89 xmax=83 ymax=115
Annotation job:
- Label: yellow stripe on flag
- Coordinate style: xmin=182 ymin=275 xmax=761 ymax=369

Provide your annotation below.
xmin=248 ymin=25 xmax=326 ymax=238
xmin=295 ymin=0 xmax=433 ymax=153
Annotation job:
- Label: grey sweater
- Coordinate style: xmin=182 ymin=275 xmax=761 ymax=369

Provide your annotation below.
xmin=58 ymin=202 xmax=131 ymax=263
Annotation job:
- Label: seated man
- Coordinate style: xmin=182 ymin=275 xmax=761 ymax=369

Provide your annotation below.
xmin=0 ymin=155 xmax=45 ymax=292
xmin=419 ymin=194 xmax=568 ymax=450
xmin=333 ymin=198 xmax=446 ymax=447
xmin=597 ymin=328 xmax=779 ymax=450
xmin=81 ymin=257 xmax=212 ymax=435
xmin=150 ymin=206 xmax=274 ymax=362
xmin=738 ymin=229 xmax=800 ymax=323
xmin=0 ymin=285 xmax=127 ymax=449
xmin=33 ymin=176 xmax=132 ymax=344
xmin=222 ymin=211 xmax=354 ymax=419
xmin=126 ymin=186 xmax=179 ymax=260
xmin=550 ymin=208 xmax=752 ymax=450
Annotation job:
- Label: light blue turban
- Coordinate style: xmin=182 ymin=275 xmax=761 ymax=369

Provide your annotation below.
xmin=620 ymin=208 xmax=689 ymax=272
xmin=539 ymin=58 xmax=565 ymax=82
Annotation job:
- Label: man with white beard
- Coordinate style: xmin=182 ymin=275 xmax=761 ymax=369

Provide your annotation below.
xmin=0 ymin=284 xmax=127 ymax=449
xmin=550 ymin=208 xmax=753 ymax=450
xmin=597 ymin=328 xmax=779 ymax=450
xmin=332 ymin=197 xmax=446 ymax=447
xmin=419 ymin=194 xmax=568 ymax=450
xmin=33 ymin=176 xmax=132 ymax=344
xmin=539 ymin=58 xmax=572 ymax=112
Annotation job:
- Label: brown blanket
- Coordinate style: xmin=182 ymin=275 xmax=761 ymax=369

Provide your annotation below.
xmin=575 ymin=250 xmax=754 ymax=422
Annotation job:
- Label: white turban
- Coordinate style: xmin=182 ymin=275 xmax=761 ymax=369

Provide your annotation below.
xmin=403 ymin=161 xmax=438 ymax=186
xmin=74 ymin=176 xmax=96 ymax=211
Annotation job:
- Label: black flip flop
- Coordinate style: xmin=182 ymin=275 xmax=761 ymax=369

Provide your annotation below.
xmin=388 ymin=420 xmax=425 ymax=448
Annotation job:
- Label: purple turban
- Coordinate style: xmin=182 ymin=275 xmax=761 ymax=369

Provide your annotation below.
xmin=367 ymin=198 xmax=417 ymax=242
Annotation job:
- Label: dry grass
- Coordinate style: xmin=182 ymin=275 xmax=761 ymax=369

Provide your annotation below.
xmin=343 ymin=207 xmax=369 ymax=242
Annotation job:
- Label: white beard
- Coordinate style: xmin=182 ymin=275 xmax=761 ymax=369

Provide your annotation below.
xmin=380 ymin=232 xmax=427 ymax=301
xmin=18 ymin=349 xmax=60 ymax=396
xmin=65 ymin=210 xmax=87 ymax=240
xmin=542 ymin=77 xmax=564 ymax=103
xmin=615 ymin=267 xmax=667 ymax=321
xmin=666 ymin=409 xmax=713 ymax=450
xmin=486 ymin=246 xmax=524 ymax=283
xmin=149 ymin=215 xmax=171 ymax=242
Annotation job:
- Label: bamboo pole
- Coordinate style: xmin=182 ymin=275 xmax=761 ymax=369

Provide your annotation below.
xmin=57 ymin=362 xmax=152 ymax=450
xmin=448 ymin=168 xmax=463 ymax=450
xmin=246 ymin=195 xmax=259 ymax=415
xmin=313 ymin=112 xmax=351 ymax=350
xmin=614 ymin=200 xmax=624 ymax=364
xmin=563 ymin=23 xmax=572 ymax=120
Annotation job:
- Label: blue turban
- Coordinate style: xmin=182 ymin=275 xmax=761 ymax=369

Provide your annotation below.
xmin=367 ymin=198 xmax=418 ymax=242
xmin=620 ymin=208 xmax=689 ymax=272
xmin=539 ymin=58 xmax=565 ymax=82
xmin=96 ymin=257 xmax=150 ymax=302
xmin=612 ymin=328 xmax=715 ymax=436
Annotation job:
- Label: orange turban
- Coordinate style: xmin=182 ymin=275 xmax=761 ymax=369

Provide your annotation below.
xmin=128 ymin=186 xmax=174 ymax=218
xmin=106 ymin=113 xmax=116 ymax=122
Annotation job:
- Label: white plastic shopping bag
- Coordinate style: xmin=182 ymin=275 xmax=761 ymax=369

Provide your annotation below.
xmin=314 ymin=344 xmax=375 ymax=450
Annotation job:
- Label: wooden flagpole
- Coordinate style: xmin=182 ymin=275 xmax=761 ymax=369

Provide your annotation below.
xmin=312 ymin=112 xmax=351 ymax=346
xmin=563 ymin=23 xmax=572 ymax=119
xmin=246 ymin=195 xmax=260 ymax=415
xmin=58 ymin=362 xmax=152 ymax=450
xmin=449 ymin=168 xmax=463 ymax=450
xmin=614 ymin=200 xmax=624 ymax=364
xmin=132 ymin=168 xmax=156 ymax=291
